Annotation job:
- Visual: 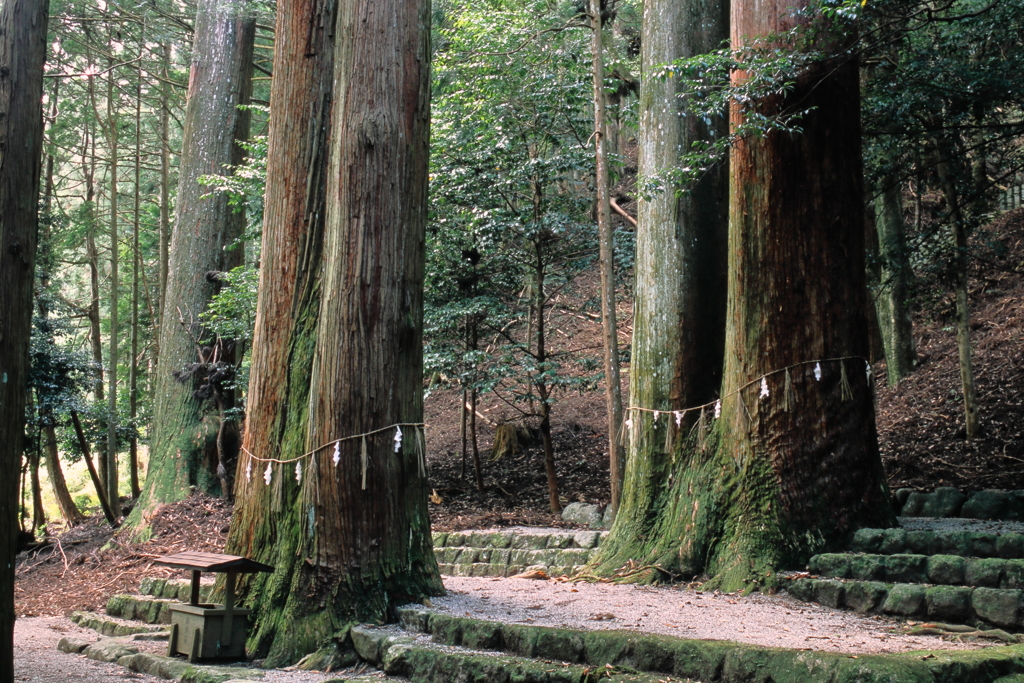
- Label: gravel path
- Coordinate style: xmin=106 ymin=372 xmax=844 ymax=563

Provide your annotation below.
xmin=14 ymin=616 xmax=163 ymax=683
xmin=428 ymin=576 xmax=996 ymax=655
xmin=17 ymin=569 xmax=1004 ymax=681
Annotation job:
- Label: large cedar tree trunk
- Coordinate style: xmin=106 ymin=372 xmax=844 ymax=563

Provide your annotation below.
xmin=593 ymin=0 xmax=729 ymax=577
xmin=596 ymin=0 xmax=895 ymax=590
xmin=132 ymin=0 xmax=255 ymax=523
xmin=225 ymin=0 xmax=441 ymax=666
xmin=0 ymin=0 xmax=49 ymax=674
xmin=707 ymin=3 xmax=894 ymax=587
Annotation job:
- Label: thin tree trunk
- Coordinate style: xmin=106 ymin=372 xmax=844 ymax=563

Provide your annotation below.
xmin=935 ymin=144 xmax=980 ymax=438
xmin=460 ymin=387 xmax=469 ymax=479
xmin=129 ymin=52 xmax=143 ymax=499
xmin=70 ymin=410 xmax=117 ymax=525
xmin=872 ymin=179 xmax=916 ymax=384
xmin=0 ymin=0 xmax=50 ymax=672
xmin=590 ymin=0 xmax=625 ymax=519
xmin=533 ymin=239 xmax=561 ymax=514
xmin=470 ymin=387 xmax=483 ymax=491
xmin=105 ymin=57 xmax=121 ymax=517
xmin=28 ymin=444 xmax=46 ymax=532
xmin=131 ymin=0 xmax=255 ymax=524
xmin=43 ymin=423 xmax=85 ymax=526
xmin=469 ymin=319 xmax=483 ymax=491
xmin=82 ymin=115 xmax=109 ymax=496
xmin=157 ymin=42 xmax=172 ymax=342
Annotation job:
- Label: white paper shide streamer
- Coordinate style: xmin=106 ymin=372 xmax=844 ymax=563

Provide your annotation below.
xmin=394 ymin=425 xmax=403 ymax=453
xmin=264 ymin=463 xmax=273 ymax=485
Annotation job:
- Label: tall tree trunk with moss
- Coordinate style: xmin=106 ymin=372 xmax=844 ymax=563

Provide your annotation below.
xmin=596 ymin=0 xmax=894 ymax=590
xmin=0 ymin=0 xmax=49 ymax=672
xmin=130 ymin=0 xmax=255 ymax=526
xmin=224 ymin=0 xmax=441 ymax=665
xmin=595 ymin=0 xmax=728 ymax=574
xmin=872 ymin=179 xmax=916 ymax=384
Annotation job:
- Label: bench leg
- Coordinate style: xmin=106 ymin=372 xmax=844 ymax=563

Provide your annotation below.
xmin=166 ymin=623 xmax=178 ymax=657
xmin=189 ymin=627 xmax=201 ymax=663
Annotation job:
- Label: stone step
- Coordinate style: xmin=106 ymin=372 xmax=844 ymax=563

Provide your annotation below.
xmin=895 ymin=487 xmax=1024 ymax=520
xmin=851 ymin=528 xmax=1024 ymax=558
xmin=389 ymin=606 xmax=1024 ymax=683
xmin=787 ymin=577 xmax=1024 ymax=631
xmin=138 ymin=576 xmax=214 ymax=602
xmin=70 ymin=610 xmax=169 ymax=638
xmin=351 ymin=626 xmax=672 ymax=683
xmin=432 ymin=529 xmax=604 ymax=578
xmin=810 ymin=552 xmax=1024 ymax=589
xmin=105 ymin=594 xmax=177 ymax=624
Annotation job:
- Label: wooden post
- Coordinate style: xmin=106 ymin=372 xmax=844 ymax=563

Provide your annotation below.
xmin=190 ymin=571 xmax=201 ymax=606
xmin=223 ymin=571 xmax=236 ymax=646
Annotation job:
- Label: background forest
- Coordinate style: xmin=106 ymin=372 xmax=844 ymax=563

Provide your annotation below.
xmin=12 ymin=0 xmax=1024 ymax=542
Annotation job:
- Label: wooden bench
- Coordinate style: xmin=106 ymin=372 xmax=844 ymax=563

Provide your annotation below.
xmin=155 ymin=551 xmax=273 ymax=662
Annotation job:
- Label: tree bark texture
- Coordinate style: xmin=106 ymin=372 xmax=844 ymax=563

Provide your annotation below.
xmin=872 ymin=180 xmax=916 ymax=385
xmin=133 ymin=0 xmax=255 ymax=522
xmin=0 ymin=0 xmax=50 ymax=674
xmin=597 ymin=0 xmax=895 ymax=590
xmin=594 ymin=0 xmax=729 ymax=577
xmin=43 ymin=423 xmax=85 ymax=525
xmin=708 ymin=7 xmax=894 ymax=588
xmin=590 ymin=0 xmax=625 ymax=519
xmin=933 ymin=143 xmax=979 ymax=439
xmin=225 ymin=0 xmax=441 ymax=666
xmin=105 ymin=65 xmax=120 ymax=516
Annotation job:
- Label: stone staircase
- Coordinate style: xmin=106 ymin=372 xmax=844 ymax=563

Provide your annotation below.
xmin=786 ymin=526 xmax=1024 ymax=633
xmin=432 ymin=529 xmax=606 ymax=577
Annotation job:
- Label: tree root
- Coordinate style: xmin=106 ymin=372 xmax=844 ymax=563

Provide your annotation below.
xmin=903 ymin=622 xmax=1022 ymax=643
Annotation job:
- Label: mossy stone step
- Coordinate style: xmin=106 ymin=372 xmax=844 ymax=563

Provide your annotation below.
xmin=851 ymin=529 xmax=1024 ymax=558
xmin=139 ymin=576 xmax=214 ymax=602
xmin=432 ymin=530 xmax=606 ymax=550
xmin=391 ymin=607 xmax=1024 ymax=683
xmin=788 ymin=577 xmax=1024 ymax=630
xmin=352 ymin=626 xmax=678 ymax=683
xmin=70 ymin=610 xmax=169 ymax=637
xmin=810 ymin=553 xmax=1024 ymax=589
xmin=106 ymin=594 xmax=177 ymax=624
xmin=432 ymin=530 xmax=604 ymax=578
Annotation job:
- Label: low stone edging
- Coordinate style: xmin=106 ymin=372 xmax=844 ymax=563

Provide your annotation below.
xmin=895 ymin=488 xmax=1024 ymax=521
xmin=382 ymin=607 xmax=1024 ymax=683
xmin=852 ymin=528 xmax=1024 ymax=558
xmin=788 ymin=577 xmax=1024 ymax=631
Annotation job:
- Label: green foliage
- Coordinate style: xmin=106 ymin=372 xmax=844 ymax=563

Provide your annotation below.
xmin=861 ymin=0 xmax=1024 ymax=313
xmin=427 ymin=0 xmax=608 ymax=414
